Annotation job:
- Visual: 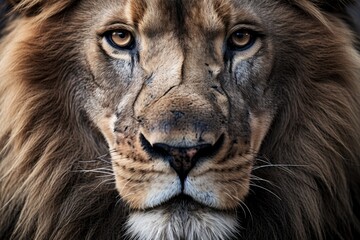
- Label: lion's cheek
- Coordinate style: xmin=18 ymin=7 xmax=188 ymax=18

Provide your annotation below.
xmin=90 ymin=112 xmax=118 ymax=146
xmin=249 ymin=112 xmax=273 ymax=152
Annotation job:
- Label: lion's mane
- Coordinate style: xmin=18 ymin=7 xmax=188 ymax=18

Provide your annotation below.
xmin=0 ymin=0 xmax=359 ymax=239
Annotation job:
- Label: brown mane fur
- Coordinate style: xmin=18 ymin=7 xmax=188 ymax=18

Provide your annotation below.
xmin=0 ymin=0 xmax=360 ymax=239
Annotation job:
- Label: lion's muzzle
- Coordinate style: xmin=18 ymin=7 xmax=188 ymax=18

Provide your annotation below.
xmin=112 ymin=80 xmax=252 ymax=210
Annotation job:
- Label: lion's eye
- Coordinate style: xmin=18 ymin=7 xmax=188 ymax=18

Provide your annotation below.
xmin=105 ymin=30 xmax=134 ymax=49
xmin=228 ymin=30 xmax=256 ymax=51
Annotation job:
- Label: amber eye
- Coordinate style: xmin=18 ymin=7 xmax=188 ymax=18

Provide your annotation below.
xmin=229 ymin=30 xmax=256 ymax=51
xmin=105 ymin=30 xmax=135 ymax=49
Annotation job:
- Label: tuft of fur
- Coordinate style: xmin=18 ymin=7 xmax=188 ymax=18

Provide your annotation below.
xmin=126 ymin=206 xmax=238 ymax=240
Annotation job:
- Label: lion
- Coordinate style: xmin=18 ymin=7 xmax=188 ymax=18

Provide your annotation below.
xmin=0 ymin=0 xmax=359 ymax=239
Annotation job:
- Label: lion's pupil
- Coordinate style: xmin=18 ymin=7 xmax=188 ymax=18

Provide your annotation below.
xmin=118 ymin=32 xmax=127 ymax=39
xmin=233 ymin=31 xmax=251 ymax=46
xmin=111 ymin=31 xmax=132 ymax=47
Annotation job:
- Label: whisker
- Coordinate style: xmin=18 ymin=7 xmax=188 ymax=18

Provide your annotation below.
xmin=78 ymin=160 xmax=98 ymax=164
xmin=79 ymin=168 xmax=113 ymax=173
xmin=96 ymin=158 xmax=112 ymax=164
xmin=78 ymin=169 xmax=114 ymax=176
xmin=239 ymin=200 xmax=253 ymax=223
xmin=252 ymin=164 xmax=307 ymax=171
xmin=250 ymin=175 xmax=274 ymax=186
xmin=249 ymin=183 xmax=282 ymax=200
xmin=224 ymin=191 xmax=247 ymax=217
xmin=254 ymin=158 xmax=271 ymax=165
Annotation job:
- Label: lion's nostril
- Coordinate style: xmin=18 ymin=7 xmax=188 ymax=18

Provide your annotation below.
xmin=153 ymin=143 xmax=203 ymax=161
xmin=140 ymin=133 xmax=225 ymax=182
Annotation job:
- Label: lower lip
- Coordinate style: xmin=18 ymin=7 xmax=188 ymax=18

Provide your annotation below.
xmin=167 ymin=194 xmax=204 ymax=209
xmin=141 ymin=194 xmax=206 ymax=212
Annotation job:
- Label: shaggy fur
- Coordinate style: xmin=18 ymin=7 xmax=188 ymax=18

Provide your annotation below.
xmin=0 ymin=0 xmax=360 ymax=239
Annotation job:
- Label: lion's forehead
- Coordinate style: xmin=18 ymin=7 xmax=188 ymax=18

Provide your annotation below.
xmin=135 ymin=0 xmax=227 ymax=35
xmin=99 ymin=0 xmax=263 ymax=37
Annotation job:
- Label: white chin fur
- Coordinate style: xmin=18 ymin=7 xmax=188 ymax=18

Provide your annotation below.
xmin=125 ymin=205 xmax=238 ymax=240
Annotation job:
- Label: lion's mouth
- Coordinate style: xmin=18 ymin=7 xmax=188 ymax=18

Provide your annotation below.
xmin=141 ymin=194 xmax=216 ymax=212
xmin=161 ymin=194 xmax=205 ymax=209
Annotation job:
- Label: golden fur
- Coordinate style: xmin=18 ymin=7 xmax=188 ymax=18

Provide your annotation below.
xmin=0 ymin=0 xmax=360 ymax=239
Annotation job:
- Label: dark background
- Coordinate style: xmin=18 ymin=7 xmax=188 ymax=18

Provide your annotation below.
xmin=348 ymin=1 xmax=360 ymax=34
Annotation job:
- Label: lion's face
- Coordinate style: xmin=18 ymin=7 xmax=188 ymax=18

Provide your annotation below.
xmin=1 ymin=0 xmax=360 ymax=239
xmin=76 ymin=0 xmax=275 ymax=238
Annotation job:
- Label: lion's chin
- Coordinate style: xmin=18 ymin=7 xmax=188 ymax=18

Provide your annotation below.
xmin=125 ymin=194 xmax=238 ymax=240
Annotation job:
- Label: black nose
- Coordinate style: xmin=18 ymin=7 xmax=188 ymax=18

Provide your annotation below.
xmin=152 ymin=143 xmax=211 ymax=181
xmin=140 ymin=134 xmax=224 ymax=183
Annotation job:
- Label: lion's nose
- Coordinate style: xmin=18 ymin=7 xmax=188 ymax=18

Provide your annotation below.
xmin=140 ymin=134 xmax=224 ymax=183
xmin=153 ymin=143 xmax=209 ymax=180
